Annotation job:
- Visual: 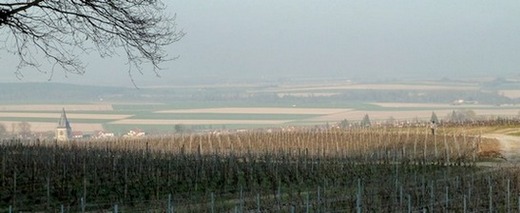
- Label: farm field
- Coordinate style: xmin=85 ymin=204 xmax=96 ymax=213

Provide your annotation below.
xmin=500 ymin=90 xmax=520 ymax=99
xmin=264 ymin=82 xmax=479 ymax=93
xmin=0 ymin=121 xmax=103 ymax=132
xmin=0 ymin=101 xmax=518 ymax=135
xmin=0 ymin=104 xmax=113 ymax=111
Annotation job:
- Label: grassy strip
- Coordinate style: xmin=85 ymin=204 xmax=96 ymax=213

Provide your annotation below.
xmin=0 ymin=117 xmax=116 ymax=123
xmin=112 ymin=101 xmax=381 ymax=111
xmin=129 ymin=113 xmax=316 ymax=120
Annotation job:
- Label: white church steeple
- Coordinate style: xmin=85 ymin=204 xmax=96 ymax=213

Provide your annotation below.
xmin=56 ymin=108 xmax=72 ymax=141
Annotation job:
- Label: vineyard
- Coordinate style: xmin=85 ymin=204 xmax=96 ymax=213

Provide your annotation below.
xmin=0 ymin=127 xmax=518 ymax=212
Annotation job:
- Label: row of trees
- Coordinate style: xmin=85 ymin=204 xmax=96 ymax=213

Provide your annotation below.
xmin=338 ymin=114 xmax=372 ymax=129
xmin=0 ymin=122 xmax=32 ymax=139
xmin=337 ymin=109 xmax=518 ymax=130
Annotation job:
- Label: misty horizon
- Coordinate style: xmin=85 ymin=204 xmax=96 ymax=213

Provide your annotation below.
xmin=2 ymin=1 xmax=520 ymax=87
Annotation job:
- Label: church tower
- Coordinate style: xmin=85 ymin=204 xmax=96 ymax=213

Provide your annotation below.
xmin=56 ymin=108 xmax=72 ymax=141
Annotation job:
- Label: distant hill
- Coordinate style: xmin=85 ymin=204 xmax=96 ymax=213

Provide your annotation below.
xmin=0 ymin=82 xmax=255 ymax=104
xmin=0 ymin=83 xmax=124 ymax=103
xmin=0 ymin=80 xmax=518 ymax=105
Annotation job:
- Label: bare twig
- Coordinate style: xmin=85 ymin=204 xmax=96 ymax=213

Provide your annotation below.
xmin=0 ymin=0 xmax=184 ymax=83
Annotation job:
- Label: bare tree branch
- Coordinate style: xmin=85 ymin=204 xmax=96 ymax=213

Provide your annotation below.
xmin=0 ymin=0 xmax=184 ymax=84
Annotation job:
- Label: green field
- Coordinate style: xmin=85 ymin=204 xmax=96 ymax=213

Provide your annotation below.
xmin=0 ymin=100 xmax=518 ymax=136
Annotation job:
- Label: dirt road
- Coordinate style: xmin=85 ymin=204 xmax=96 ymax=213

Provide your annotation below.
xmin=484 ymin=134 xmax=520 ymax=162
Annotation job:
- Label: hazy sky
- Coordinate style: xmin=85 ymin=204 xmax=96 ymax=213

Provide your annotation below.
xmin=1 ymin=1 xmax=520 ymax=87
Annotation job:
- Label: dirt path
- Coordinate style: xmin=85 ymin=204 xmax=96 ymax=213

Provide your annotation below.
xmin=484 ymin=134 xmax=520 ymax=162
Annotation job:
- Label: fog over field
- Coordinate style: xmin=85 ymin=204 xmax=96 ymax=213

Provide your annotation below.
xmin=1 ymin=1 xmax=520 ymax=87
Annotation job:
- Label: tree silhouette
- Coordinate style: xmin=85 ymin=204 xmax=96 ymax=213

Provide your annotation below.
xmin=448 ymin=109 xmax=477 ymax=122
xmin=361 ymin=114 xmax=371 ymax=128
xmin=17 ymin=121 xmax=31 ymax=138
xmin=339 ymin=119 xmax=349 ymax=129
xmin=386 ymin=116 xmax=396 ymax=125
xmin=0 ymin=123 xmax=6 ymax=137
xmin=430 ymin=111 xmax=439 ymax=124
xmin=0 ymin=0 xmax=184 ymax=83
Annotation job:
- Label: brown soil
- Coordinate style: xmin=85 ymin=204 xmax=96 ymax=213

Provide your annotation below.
xmin=482 ymin=134 xmax=520 ymax=162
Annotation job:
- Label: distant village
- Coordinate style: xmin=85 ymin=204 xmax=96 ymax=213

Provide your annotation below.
xmin=55 ymin=108 xmax=146 ymax=141
xmin=0 ymin=109 xmax=147 ymax=141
